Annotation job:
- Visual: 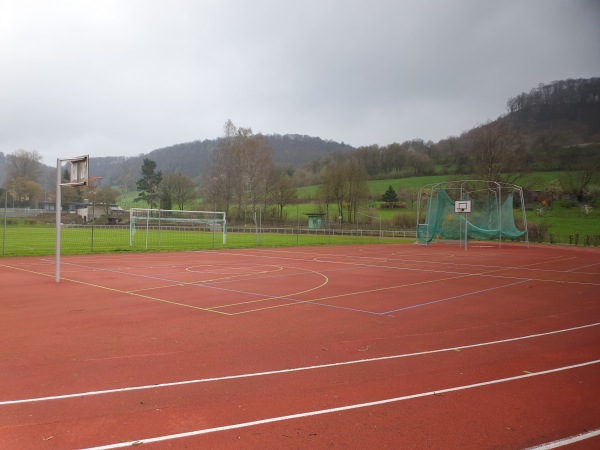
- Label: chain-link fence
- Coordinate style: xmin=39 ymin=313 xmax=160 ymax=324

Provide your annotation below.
xmin=1 ymin=209 xmax=418 ymax=257
xmin=2 ymin=208 xmax=599 ymax=257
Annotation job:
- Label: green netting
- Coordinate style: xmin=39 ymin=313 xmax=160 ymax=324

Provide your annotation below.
xmin=417 ymin=184 xmax=526 ymax=244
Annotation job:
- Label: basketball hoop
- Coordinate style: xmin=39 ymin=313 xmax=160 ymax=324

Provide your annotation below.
xmin=62 ymin=155 xmax=89 ymax=187
xmin=454 ymin=201 xmax=471 ymax=213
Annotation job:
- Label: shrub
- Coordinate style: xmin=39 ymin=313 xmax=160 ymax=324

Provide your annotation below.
xmin=392 ymin=212 xmax=418 ymax=229
xmin=380 ymin=202 xmax=407 ymax=209
xmin=526 ymin=221 xmax=550 ymax=243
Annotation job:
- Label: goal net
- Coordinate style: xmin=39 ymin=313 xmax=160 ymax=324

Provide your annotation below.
xmin=129 ymin=208 xmax=227 ymax=250
xmin=416 ymin=180 xmax=528 ymax=246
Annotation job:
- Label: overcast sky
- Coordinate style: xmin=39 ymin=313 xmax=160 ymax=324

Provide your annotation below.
xmin=1 ymin=0 xmax=599 ymax=166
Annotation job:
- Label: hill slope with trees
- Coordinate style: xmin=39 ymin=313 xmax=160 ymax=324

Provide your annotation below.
xmin=87 ymin=134 xmax=354 ymax=190
xmin=297 ymin=77 xmax=599 ymax=187
xmin=1 ymin=77 xmax=598 ymax=215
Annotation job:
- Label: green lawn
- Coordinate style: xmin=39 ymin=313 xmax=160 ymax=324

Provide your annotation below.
xmin=296 ymin=173 xmax=570 ymax=202
xmin=528 ymin=202 xmax=600 ymax=236
xmin=0 ymin=224 xmax=412 ymax=257
xmin=296 ymin=175 xmax=451 ymax=200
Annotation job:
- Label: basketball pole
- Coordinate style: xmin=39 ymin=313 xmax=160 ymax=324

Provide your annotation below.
xmin=55 ymin=155 xmax=89 ymax=283
xmin=55 ymin=158 xmax=61 ymax=283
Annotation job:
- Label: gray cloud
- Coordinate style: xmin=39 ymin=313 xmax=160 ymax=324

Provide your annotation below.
xmin=1 ymin=0 xmax=598 ymax=165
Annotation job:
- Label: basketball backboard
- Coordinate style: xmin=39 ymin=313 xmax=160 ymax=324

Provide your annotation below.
xmin=455 ymin=200 xmax=472 ymax=213
xmin=65 ymin=155 xmax=89 ymax=186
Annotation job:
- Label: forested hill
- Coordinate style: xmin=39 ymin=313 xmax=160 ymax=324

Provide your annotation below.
xmin=90 ymin=134 xmax=353 ymax=186
xmin=291 ymin=77 xmax=600 ymax=186
xmin=30 ymin=77 xmax=600 ymax=188
xmin=505 ymin=77 xmax=600 ymax=138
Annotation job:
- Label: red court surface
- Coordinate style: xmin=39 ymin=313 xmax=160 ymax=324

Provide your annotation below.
xmin=1 ymin=243 xmax=599 ymax=449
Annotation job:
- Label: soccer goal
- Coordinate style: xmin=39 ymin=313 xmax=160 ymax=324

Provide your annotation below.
xmin=129 ymin=208 xmax=227 ymax=250
xmin=416 ymin=180 xmax=528 ymax=248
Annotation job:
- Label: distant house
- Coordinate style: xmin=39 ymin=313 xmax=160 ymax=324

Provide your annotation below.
xmin=41 ymin=201 xmax=124 ymax=223
xmin=40 ymin=201 xmax=85 ymax=214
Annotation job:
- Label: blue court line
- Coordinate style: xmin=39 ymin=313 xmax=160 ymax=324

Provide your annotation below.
xmin=55 ymin=259 xmax=382 ymax=315
xmin=52 ymin=259 xmax=533 ymax=317
xmin=383 ymin=279 xmax=531 ymax=314
xmin=54 ymin=259 xmax=391 ymax=315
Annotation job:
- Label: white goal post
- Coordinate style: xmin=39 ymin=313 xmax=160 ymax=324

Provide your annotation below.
xmin=129 ymin=208 xmax=227 ymax=249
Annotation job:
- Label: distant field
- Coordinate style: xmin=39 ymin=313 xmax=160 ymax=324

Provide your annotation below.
xmin=296 ymin=172 xmax=568 ymax=201
xmin=529 ymin=204 xmax=600 ymax=237
xmin=297 ymin=175 xmax=451 ymax=200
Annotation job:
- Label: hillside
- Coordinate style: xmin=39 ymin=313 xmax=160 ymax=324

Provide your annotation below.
xmin=88 ymin=134 xmax=353 ymax=187
xmin=2 ymin=77 xmax=598 ymax=190
xmin=505 ymin=77 xmax=600 ymax=138
xmin=299 ymin=77 xmax=600 ymax=184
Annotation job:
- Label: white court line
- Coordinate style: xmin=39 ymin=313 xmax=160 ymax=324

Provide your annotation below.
xmin=84 ymin=359 xmax=600 ymax=450
xmin=524 ymin=428 xmax=600 ymax=449
xmin=1 ymin=322 xmax=598 ymax=406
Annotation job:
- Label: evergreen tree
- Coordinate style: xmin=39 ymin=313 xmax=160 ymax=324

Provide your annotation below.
xmin=382 ymin=185 xmax=398 ymax=204
xmin=135 ymin=159 xmax=163 ymax=208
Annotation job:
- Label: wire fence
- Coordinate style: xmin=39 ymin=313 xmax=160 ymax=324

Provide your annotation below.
xmin=2 ymin=209 xmax=599 ymax=257
xmin=1 ymin=210 xmax=417 ymax=257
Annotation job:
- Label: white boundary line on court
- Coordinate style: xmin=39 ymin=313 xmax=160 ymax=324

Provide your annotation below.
xmin=1 ymin=322 xmax=598 ymax=406
xmin=83 ymin=359 xmax=600 ymax=449
xmin=524 ymin=428 xmax=600 ymax=449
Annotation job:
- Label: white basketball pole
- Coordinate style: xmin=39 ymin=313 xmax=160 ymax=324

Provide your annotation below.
xmin=55 ymin=155 xmax=89 ymax=283
xmin=55 ymin=158 xmax=61 ymax=283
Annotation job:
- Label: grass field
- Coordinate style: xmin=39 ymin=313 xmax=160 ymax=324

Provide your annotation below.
xmin=296 ymin=175 xmax=452 ymax=200
xmin=3 ymin=173 xmax=594 ymax=258
xmin=529 ymin=204 xmax=600 ymax=236
xmin=296 ymin=172 xmax=569 ymax=201
xmin=0 ymin=224 xmax=412 ymax=257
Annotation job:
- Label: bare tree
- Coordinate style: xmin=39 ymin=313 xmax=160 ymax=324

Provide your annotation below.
xmin=321 ymin=164 xmax=347 ymax=223
xmin=262 ymin=165 xmax=282 ymax=213
xmin=381 ymin=143 xmax=407 ymax=174
xmin=316 ymin=174 xmax=335 ymax=220
xmin=96 ymin=186 xmax=119 ymax=215
xmin=203 ymin=120 xmax=276 ymax=221
xmin=6 ymin=177 xmax=44 ymax=207
xmin=160 ymin=173 xmax=196 ymax=210
xmin=85 ymin=176 xmax=102 ymax=221
xmin=406 ymin=149 xmax=434 ymax=176
xmin=561 ymin=171 xmax=596 ymax=200
xmin=113 ymin=157 xmax=138 ymax=191
xmin=344 ymin=158 xmax=369 ymax=223
xmin=6 ymin=149 xmax=44 ymax=183
xmin=468 ymin=121 xmax=525 ymax=183
xmin=243 ymin=133 xmax=274 ymax=216
xmin=204 ymin=120 xmax=241 ymax=215
xmin=271 ymin=172 xmax=297 ymax=220
xmin=231 ymin=126 xmax=252 ymax=218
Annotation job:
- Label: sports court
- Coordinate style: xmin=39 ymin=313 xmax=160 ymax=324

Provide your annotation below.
xmin=1 ymin=242 xmax=599 ymax=449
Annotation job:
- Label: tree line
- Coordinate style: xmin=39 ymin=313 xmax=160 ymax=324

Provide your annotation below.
xmin=3 ymin=78 xmax=599 ymax=221
xmin=134 ymin=120 xmax=298 ymax=221
xmin=294 ymin=78 xmax=600 ymax=193
xmin=132 ymin=119 xmax=375 ymax=224
xmin=0 ymin=149 xmax=118 ymax=213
